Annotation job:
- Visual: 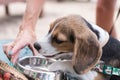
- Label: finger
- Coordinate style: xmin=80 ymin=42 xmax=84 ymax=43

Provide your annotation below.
xmin=11 ymin=41 xmax=26 ymax=56
xmin=11 ymin=41 xmax=26 ymax=64
xmin=3 ymin=42 xmax=14 ymax=57
xmin=29 ymin=44 xmax=39 ymax=56
xmin=11 ymin=51 xmax=20 ymax=64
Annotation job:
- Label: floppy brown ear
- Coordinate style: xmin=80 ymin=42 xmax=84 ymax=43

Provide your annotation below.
xmin=72 ymin=30 xmax=102 ymax=74
xmin=49 ymin=17 xmax=66 ymax=33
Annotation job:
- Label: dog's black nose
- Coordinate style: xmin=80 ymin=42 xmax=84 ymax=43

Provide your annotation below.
xmin=34 ymin=42 xmax=41 ymax=51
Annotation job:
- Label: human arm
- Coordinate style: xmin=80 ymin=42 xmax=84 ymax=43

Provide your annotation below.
xmin=3 ymin=0 xmax=45 ymax=64
xmin=96 ymin=0 xmax=117 ymax=38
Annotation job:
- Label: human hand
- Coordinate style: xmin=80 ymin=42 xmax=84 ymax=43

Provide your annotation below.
xmin=3 ymin=28 xmax=39 ymax=64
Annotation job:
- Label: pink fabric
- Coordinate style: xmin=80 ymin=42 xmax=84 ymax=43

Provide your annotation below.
xmin=0 ymin=0 xmax=26 ymax=5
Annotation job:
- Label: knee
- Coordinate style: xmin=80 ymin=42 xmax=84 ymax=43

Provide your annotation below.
xmin=97 ymin=0 xmax=116 ymax=11
xmin=96 ymin=3 xmax=106 ymax=13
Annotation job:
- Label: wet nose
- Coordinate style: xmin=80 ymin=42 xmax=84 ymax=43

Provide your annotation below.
xmin=34 ymin=42 xmax=41 ymax=51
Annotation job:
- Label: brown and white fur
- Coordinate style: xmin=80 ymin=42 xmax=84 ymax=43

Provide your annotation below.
xmin=34 ymin=15 xmax=120 ymax=80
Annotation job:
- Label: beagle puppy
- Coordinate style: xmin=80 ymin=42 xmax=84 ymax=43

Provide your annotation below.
xmin=34 ymin=15 xmax=120 ymax=80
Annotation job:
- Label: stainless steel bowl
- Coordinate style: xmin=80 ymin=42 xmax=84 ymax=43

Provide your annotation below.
xmin=15 ymin=56 xmax=63 ymax=80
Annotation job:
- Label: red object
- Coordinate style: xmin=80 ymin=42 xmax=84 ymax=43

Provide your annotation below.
xmin=3 ymin=72 xmax=11 ymax=80
xmin=0 ymin=74 xmax=3 ymax=80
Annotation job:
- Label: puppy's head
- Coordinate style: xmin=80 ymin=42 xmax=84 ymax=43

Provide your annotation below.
xmin=34 ymin=15 xmax=102 ymax=74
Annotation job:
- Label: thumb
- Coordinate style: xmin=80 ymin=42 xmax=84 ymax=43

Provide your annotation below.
xmin=11 ymin=42 xmax=26 ymax=64
xmin=11 ymin=51 xmax=20 ymax=64
xmin=11 ymin=41 xmax=26 ymax=56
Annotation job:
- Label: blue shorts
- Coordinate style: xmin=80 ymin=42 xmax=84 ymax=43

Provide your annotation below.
xmin=0 ymin=40 xmax=33 ymax=65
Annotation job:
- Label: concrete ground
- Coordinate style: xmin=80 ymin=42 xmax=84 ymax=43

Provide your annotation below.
xmin=0 ymin=0 xmax=120 ymax=40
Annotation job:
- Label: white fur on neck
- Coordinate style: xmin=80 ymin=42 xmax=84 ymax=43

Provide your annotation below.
xmin=91 ymin=23 xmax=109 ymax=47
xmin=48 ymin=60 xmax=98 ymax=80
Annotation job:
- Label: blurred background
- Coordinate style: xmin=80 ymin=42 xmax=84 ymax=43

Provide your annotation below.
xmin=0 ymin=0 xmax=120 ymax=40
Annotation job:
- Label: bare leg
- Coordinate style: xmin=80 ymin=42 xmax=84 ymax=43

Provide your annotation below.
xmin=96 ymin=0 xmax=117 ymax=39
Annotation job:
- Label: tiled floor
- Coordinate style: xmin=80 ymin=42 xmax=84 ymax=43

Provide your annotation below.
xmin=0 ymin=0 xmax=120 ymax=40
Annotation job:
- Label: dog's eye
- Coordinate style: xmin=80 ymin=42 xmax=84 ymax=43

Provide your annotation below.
xmin=55 ymin=38 xmax=64 ymax=44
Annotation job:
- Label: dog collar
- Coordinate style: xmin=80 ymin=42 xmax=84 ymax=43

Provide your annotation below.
xmin=93 ymin=61 xmax=120 ymax=76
